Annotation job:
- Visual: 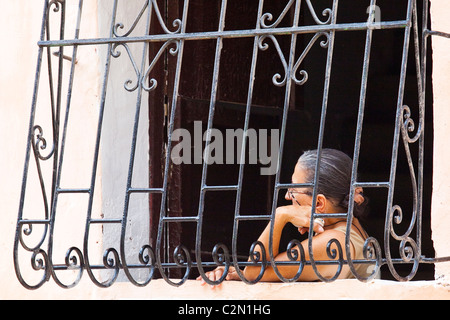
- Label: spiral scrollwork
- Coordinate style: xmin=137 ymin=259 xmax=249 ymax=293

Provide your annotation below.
xmin=363 ymin=237 xmax=382 ymax=267
xmin=31 ymin=249 xmax=49 ymax=273
xmin=173 ymin=245 xmax=191 ymax=267
xmin=103 ymin=247 xmax=120 ymax=269
xmin=260 ymin=0 xmax=296 ymax=29
xmin=309 ymin=238 xmax=344 ymax=282
xmin=292 ymin=32 xmax=330 ymax=85
xmin=150 ymin=0 xmax=182 ymax=35
xmin=258 ymin=30 xmax=329 ymax=87
xmin=282 ymin=239 xmax=306 ymax=282
xmin=122 ymin=244 xmax=157 ymax=286
xmin=113 ymin=0 xmax=182 ymax=38
xmin=347 ymin=236 xmax=382 ymax=281
xmin=49 ymin=0 xmax=65 ymax=13
xmin=47 ymin=246 xmax=85 ymax=289
xmin=139 ymin=244 xmax=155 ymax=266
xmin=113 ymin=0 xmax=150 ymax=38
xmin=195 ymin=243 xmax=231 ymax=286
xmin=28 ymin=125 xmax=53 ymax=254
xmin=212 ymin=243 xmax=230 ymax=267
xmin=101 ymin=248 xmax=120 ymax=286
xmin=260 ymin=0 xmax=332 ymax=29
xmin=143 ymin=40 xmax=180 ymax=92
xmin=157 ymin=244 xmax=192 ymax=286
xmin=243 ymin=241 xmax=267 ymax=283
xmin=32 ymin=125 xmax=55 ymax=161
xmin=65 ymin=247 xmax=84 ymax=269
xmin=386 ymin=203 xmax=420 ymax=280
xmin=19 ymin=222 xmax=48 ymax=253
xmin=305 ymin=0 xmax=333 ymax=25
xmin=381 ymin=100 xmax=423 ymax=281
xmin=258 ymin=35 xmax=288 ymax=87
xmin=399 ymin=238 xmax=418 ymax=263
xmin=22 ymin=223 xmax=33 ymax=237
xmin=111 ymin=43 xmax=141 ymax=92
xmin=401 ymin=104 xmax=423 ymax=143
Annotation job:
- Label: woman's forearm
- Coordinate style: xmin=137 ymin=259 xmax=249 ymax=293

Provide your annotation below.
xmin=243 ymin=211 xmax=288 ymax=280
xmin=256 ymin=211 xmax=288 ymax=260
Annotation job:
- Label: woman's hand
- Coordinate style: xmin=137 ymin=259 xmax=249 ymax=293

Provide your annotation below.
xmin=275 ymin=205 xmax=324 ymax=235
xmin=196 ymin=266 xmax=240 ymax=288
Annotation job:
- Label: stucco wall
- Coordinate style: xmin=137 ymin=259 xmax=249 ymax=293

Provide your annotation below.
xmin=0 ymin=2 xmax=42 ymax=295
xmin=430 ymin=0 xmax=450 ymax=283
xmin=1 ymin=0 xmax=106 ymax=290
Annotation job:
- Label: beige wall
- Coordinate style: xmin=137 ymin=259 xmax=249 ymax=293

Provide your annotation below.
xmin=1 ymin=0 xmax=105 ymax=293
xmin=430 ymin=0 xmax=450 ymax=282
xmin=1 ymin=0 xmax=450 ymax=299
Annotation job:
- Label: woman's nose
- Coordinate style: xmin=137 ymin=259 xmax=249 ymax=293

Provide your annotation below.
xmin=285 ymin=191 xmax=291 ymax=200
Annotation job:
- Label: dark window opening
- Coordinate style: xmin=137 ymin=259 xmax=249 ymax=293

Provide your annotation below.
xmin=148 ymin=0 xmax=434 ymax=281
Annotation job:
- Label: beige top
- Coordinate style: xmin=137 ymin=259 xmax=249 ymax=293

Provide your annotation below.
xmin=333 ymin=224 xmax=375 ymax=279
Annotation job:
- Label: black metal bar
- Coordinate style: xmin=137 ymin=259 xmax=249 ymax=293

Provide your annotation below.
xmin=37 ymin=20 xmax=410 ymax=48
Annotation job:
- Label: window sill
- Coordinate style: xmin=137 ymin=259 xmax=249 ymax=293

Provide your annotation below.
xmin=141 ymin=279 xmax=450 ymax=300
xmin=8 ymin=278 xmax=450 ymax=300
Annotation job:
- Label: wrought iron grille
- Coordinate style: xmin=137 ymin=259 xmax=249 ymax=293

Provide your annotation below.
xmin=14 ymin=0 xmax=450 ymax=290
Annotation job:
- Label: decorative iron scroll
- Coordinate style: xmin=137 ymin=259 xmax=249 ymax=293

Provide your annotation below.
xmin=14 ymin=0 xmax=450 ymax=290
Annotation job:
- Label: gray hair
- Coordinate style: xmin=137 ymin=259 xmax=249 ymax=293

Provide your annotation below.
xmin=297 ymin=149 xmax=368 ymax=218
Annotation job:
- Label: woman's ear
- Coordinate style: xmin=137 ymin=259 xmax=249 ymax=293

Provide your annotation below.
xmin=316 ymin=194 xmax=327 ymax=213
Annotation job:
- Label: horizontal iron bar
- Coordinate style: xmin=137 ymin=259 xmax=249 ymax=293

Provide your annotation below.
xmin=90 ymin=219 xmax=122 ymax=224
xmin=54 ymin=255 xmax=450 ymax=272
xmin=421 ymin=256 xmax=450 ymax=264
xmin=38 ymin=20 xmax=409 ymax=48
xmin=277 ymin=183 xmax=314 ymax=190
xmin=202 ymin=185 xmax=238 ymax=191
xmin=127 ymin=187 xmax=164 ymax=194
xmin=18 ymin=219 xmax=50 ymax=225
xmin=314 ymin=213 xmax=348 ymax=219
xmin=354 ymin=182 xmax=390 ymax=188
xmin=235 ymin=215 xmax=271 ymax=221
xmin=425 ymin=29 xmax=450 ymax=39
xmin=57 ymin=188 xmax=91 ymax=194
xmin=53 ymin=256 xmax=450 ymax=272
xmin=162 ymin=216 xmax=199 ymax=222
xmin=57 ymin=255 xmax=448 ymax=271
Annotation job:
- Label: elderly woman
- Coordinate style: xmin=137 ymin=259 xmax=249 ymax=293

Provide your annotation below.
xmin=198 ymin=148 xmax=371 ymax=285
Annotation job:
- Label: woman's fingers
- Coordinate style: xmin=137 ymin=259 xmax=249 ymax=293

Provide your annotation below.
xmin=313 ymin=218 xmax=325 ymax=234
xmin=297 ymin=219 xmax=324 ymax=235
xmin=197 ymin=266 xmax=230 ymax=288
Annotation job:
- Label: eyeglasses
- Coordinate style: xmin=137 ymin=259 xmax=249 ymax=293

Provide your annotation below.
xmin=287 ymin=188 xmax=312 ymax=206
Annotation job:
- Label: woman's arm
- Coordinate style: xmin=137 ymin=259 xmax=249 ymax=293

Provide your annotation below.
xmin=248 ymin=205 xmax=323 ymax=261
xmin=198 ymin=205 xmax=352 ymax=284
xmin=243 ymin=206 xmax=348 ymax=282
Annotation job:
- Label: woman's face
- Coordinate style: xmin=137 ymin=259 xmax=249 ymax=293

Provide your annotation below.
xmin=285 ymin=164 xmax=313 ymax=207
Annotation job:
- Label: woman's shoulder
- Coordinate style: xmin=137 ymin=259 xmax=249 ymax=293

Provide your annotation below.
xmin=313 ymin=228 xmax=347 ymax=244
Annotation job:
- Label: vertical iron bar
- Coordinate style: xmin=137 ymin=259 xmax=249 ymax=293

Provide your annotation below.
xmin=232 ymin=0 xmax=265 ymax=284
xmin=50 ymin=0 xmax=66 ymax=208
xmin=155 ymin=0 xmax=190 ymax=287
xmin=410 ymin=0 xmax=427 ymax=262
xmin=120 ymin=0 xmax=153 ymax=287
xmin=48 ymin=0 xmax=85 ymax=289
xmin=268 ymin=0 xmax=302 ymax=283
xmin=384 ymin=0 xmax=417 ymax=282
xmin=14 ymin=0 xmax=51 ymax=290
xmin=195 ymin=0 xmax=228 ymax=286
xmin=346 ymin=0 xmax=381 ymax=282
xmin=307 ymin=0 xmax=340 ymax=283
xmin=83 ymin=0 xmax=119 ymax=288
